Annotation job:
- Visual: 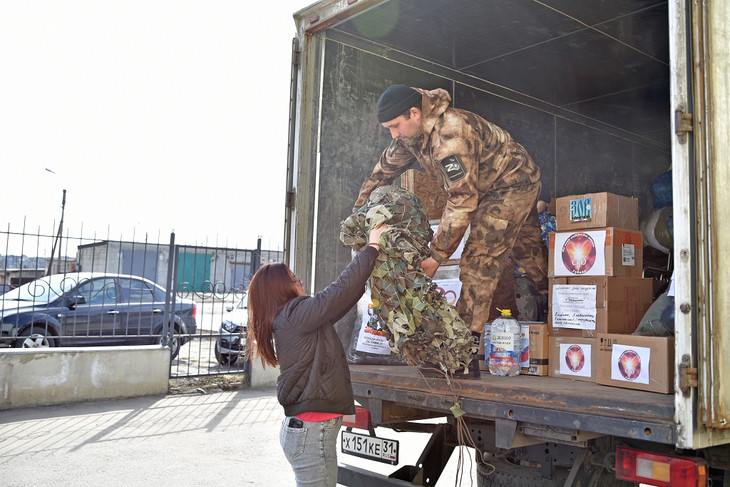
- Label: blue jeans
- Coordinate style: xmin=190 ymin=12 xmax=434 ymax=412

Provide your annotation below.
xmin=280 ymin=416 xmax=342 ymax=486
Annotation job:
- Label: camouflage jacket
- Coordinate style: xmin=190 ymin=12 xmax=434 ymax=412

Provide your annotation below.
xmin=355 ymin=87 xmax=541 ymax=262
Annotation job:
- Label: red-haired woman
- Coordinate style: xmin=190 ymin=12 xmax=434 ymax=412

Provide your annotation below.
xmin=247 ymin=224 xmax=387 ymax=487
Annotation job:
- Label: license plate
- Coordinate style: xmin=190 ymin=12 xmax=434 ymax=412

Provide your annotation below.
xmin=341 ymin=430 xmax=399 ymax=465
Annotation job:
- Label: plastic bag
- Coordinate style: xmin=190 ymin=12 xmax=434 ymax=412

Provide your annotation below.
xmin=652 ymin=170 xmax=673 ymax=208
xmin=346 ymin=289 xmax=406 ymax=365
xmin=633 ymin=290 xmax=674 ymax=337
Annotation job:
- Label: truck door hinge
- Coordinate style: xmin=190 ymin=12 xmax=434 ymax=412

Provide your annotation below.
xmin=675 ymin=106 xmax=693 ymax=144
xmin=291 ymin=38 xmax=301 ymax=68
xmin=285 ymin=190 xmax=296 ymax=209
xmin=678 ymin=355 xmax=698 ymax=397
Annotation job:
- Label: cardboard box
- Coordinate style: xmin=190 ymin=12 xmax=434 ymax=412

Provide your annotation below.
xmin=548 ymin=337 xmax=596 ymax=382
xmin=548 ymin=277 xmax=653 ymax=337
xmin=484 ymin=322 xmax=549 ymax=376
xmin=596 ymin=334 xmax=674 ymax=394
xmin=521 ymin=322 xmax=549 ymax=376
xmin=548 ymin=227 xmax=643 ymax=278
xmin=556 ymin=192 xmax=639 ymax=231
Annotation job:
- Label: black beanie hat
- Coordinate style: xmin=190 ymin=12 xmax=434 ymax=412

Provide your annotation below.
xmin=376 ymin=84 xmax=421 ymax=123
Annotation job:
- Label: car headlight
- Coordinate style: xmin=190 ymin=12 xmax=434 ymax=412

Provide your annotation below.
xmin=221 ymin=321 xmax=240 ymax=333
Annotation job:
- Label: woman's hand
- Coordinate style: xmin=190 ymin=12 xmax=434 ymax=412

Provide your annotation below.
xmin=367 ymin=224 xmax=389 ymax=249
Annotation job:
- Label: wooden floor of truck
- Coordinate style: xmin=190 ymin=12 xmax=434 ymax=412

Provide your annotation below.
xmin=349 ymin=365 xmax=676 ymax=445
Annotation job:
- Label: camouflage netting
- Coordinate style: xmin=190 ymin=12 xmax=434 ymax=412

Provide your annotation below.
xmin=340 ymin=185 xmax=478 ymax=374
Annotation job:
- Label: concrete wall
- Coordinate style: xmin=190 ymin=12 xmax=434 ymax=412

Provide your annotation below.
xmin=249 ymin=360 xmax=280 ymax=388
xmin=0 ymin=346 xmax=170 ymax=410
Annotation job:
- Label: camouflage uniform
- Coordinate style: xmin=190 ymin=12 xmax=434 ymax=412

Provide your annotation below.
xmin=355 ymin=87 xmax=548 ymax=333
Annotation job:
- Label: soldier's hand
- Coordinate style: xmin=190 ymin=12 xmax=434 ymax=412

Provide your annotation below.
xmin=421 ymin=257 xmax=440 ymax=278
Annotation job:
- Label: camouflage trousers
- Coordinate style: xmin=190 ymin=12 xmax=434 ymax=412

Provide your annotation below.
xmin=456 ymin=181 xmax=549 ymax=333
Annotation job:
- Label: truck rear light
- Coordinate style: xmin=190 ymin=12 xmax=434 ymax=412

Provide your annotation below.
xmin=342 ymin=406 xmax=371 ymax=430
xmin=616 ymin=446 xmax=707 ymax=487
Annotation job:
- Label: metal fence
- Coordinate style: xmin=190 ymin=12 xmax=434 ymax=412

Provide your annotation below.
xmin=0 ymin=227 xmax=282 ymax=380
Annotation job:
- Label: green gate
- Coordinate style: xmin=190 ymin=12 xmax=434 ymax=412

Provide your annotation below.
xmin=177 ymin=251 xmax=214 ymax=292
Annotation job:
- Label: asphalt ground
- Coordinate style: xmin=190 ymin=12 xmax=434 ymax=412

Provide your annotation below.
xmin=0 ymin=387 xmax=293 ymax=487
xmin=0 ymin=385 xmax=481 ymax=487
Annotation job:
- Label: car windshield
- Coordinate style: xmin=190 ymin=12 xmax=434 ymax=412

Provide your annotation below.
xmin=1 ymin=274 xmax=83 ymax=304
xmin=236 ymin=294 xmax=248 ymax=309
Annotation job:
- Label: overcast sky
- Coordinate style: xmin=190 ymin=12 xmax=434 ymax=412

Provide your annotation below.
xmin=1 ymin=1 xmax=308 ymax=256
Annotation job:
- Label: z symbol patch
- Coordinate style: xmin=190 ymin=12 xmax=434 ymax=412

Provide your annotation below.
xmin=440 ymin=155 xmax=466 ymax=182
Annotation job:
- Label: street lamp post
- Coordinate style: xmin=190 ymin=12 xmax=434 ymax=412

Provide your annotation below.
xmin=46 ymin=189 xmax=66 ymax=276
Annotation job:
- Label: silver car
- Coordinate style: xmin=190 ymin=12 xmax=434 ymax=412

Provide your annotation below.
xmin=215 ymin=294 xmax=247 ymax=366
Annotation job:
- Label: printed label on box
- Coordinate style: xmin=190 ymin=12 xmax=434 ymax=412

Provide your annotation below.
xmin=551 ymin=285 xmax=597 ymax=330
xmin=621 ymin=244 xmax=635 ymax=266
xmin=520 ymin=325 xmax=530 ymax=368
xmin=610 ymin=344 xmax=650 ymax=384
xmin=553 ymin=231 xmax=607 ymax=276
xmin=559 ymin=343 xmax=592 ymax=377
xmin=569 ymin=196 xmax=592 ymax=223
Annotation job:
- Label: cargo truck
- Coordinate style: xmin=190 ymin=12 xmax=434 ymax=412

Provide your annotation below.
xmin=283 ymin=1 xmax=730 ymax=485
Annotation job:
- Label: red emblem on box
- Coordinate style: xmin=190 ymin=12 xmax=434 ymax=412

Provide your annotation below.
xmin=564 ymin=345 xmax=585 ymax=372
xmin=561 ymin=233 xmax=597 ymax=274
xmin=617 ymin=349 xmax=641 ymax=380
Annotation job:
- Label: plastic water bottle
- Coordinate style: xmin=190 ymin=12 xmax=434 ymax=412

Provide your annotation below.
xmin=488 ymin=308 xmax=521 ymax=376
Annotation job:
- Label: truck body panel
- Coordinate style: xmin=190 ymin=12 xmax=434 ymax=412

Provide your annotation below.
xmin=285 ymin=0 xmax=730 ymax=478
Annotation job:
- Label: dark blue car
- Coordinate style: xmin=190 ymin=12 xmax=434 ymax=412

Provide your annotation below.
xmin=0 ymin=273 xmax=197 ymax=358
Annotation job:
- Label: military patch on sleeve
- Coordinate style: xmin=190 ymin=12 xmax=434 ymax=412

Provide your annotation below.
xmin=440 ymin=154 xmax=467 ymax=182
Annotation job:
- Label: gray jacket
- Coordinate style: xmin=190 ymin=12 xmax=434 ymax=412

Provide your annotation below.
xmin=274 ymin=246 xmax=378 ymax=416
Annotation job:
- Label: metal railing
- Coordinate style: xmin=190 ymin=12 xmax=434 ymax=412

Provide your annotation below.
xmin=0 ymin=227 xmax=281 ymax=380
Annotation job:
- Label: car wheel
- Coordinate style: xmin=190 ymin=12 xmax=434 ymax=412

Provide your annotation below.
xmin=159 ymin=327 xmax=182 ymax=360
xmin=214 ymin=347 xmax=239 ymax=366
xmin=14 ymin=326 xmax=57 ymax=349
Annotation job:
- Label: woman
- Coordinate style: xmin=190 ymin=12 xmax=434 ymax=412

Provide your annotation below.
xmin=247 ymin=224 xmax=387 ymax=487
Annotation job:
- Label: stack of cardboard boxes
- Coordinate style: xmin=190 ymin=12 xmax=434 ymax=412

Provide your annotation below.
xmin=419 ymin=177 xmax=673 ymax=392
xmin=544 ymin=192 xmax=674 ymax=393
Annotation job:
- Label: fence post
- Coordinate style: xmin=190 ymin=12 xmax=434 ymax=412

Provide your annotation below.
xmin=251 ymin=236 xmax=262 ymax=278
xmin=162 ymin=232 xmax=176 ymax=350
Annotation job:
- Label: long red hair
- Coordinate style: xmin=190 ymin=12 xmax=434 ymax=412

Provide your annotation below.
xmin=247 ymin=263 xmax=303 ymax=368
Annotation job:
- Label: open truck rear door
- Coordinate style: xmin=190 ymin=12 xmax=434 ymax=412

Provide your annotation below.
xmin=671 ymin=0 xmax=730 ymax=449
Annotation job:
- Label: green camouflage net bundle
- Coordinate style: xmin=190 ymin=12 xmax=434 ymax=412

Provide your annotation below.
xmin=340 ymin=185 xmax=478 ymax=374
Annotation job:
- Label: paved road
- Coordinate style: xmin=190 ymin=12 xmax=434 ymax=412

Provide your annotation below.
xmin=0 ymin=386 xmax=478 ymax=487
xmin=0 ymin=387 xmax=292 ymax=487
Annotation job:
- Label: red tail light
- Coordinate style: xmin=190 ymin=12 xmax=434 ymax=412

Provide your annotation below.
xmin=342 ymin=406 xmax=371 ymax=430
xmin=192 ymin=304 xmax=197 ymax=318
xmin=616 ymin=446 xmax=707 ymax=487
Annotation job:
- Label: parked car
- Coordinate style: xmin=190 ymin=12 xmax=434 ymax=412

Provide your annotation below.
xmin=215 ymin=294 xmax=247 ymax=366
xmin=0 ymin=273 xmax=197 ymax=359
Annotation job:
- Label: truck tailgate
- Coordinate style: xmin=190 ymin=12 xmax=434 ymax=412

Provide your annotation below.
xmin=349 ymin=365 xmax=676 ymax=445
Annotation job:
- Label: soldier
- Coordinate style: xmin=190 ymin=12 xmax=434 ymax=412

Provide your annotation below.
xmin=354 ymin=84 xmax=549 ymax=378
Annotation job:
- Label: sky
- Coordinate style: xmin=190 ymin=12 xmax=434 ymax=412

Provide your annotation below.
xmin=1 ymin=1 xmax=310 ymax=256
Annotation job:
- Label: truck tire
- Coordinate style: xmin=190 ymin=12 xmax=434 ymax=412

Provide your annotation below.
xmin=477 ymin=457 xmax=569 ymax=487
xmin=476 ymin=456 xmax=636 ymax=487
